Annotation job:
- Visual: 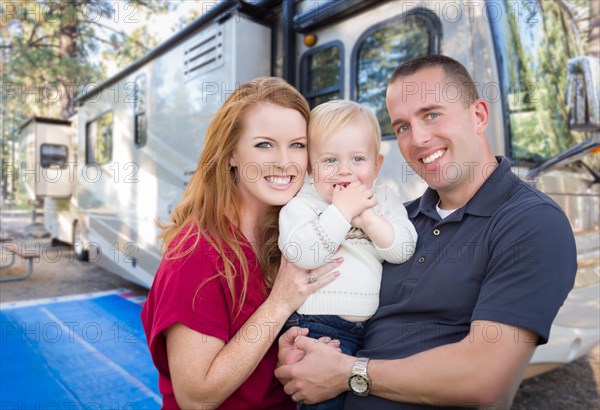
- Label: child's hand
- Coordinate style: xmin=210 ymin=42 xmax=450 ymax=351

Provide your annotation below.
xmin=332 ymin=182 xmax=377 ymax=223
xmin=351 ymin=207 xmax=379 ymax=230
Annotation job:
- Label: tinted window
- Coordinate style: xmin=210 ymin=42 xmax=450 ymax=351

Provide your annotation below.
xmin=134 ymin=74 xmax=147 ymax=147
xmin=491 ymin=0 xmax=585 ymax=162
xmin=86 ymin=111 xmax=113 ymax=165
xmin=40 ymin=144 xmax=68 ymax=168
xmin=301 ymin=42 xmax=342 ymax=107
xmin=355 ymin=13 xmax=435 ymax=137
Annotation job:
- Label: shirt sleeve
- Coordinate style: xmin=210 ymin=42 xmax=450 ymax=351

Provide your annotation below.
xmin=279 ymin=196 xmax=351 ymax=270
xmin=471 ymin=204 xmax=577 ymax=344
xmin=143 ymin=234 xmax=233 ymax=378
xmin=372 ymin=185 xmax=418 ymax=264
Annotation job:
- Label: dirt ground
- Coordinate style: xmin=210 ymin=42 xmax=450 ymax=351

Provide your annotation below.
xmin=1 ymin=211 xmax=598 ymax=409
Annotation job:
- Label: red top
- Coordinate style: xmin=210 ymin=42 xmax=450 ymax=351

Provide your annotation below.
xmin=141 ymin=229 xmax=294 ymax=409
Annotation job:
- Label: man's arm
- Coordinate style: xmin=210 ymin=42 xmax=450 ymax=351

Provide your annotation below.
xmin=275 ymin=320 xmax=536 ymax=406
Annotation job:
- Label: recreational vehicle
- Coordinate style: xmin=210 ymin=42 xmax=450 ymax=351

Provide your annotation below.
xmin=20 ymin=0 xmax=599 ymax=378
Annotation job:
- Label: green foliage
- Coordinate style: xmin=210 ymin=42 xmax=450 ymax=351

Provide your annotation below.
xmin=0 ymin=0 xmax=177 ymax=201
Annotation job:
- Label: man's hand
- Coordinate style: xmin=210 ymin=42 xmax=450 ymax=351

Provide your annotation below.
xmin=275 ymin=335 xmax=355 ymax=404
xmin=278 ymin=327 xmax=309 ymax=369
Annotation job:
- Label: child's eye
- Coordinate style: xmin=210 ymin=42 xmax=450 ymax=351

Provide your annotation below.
xmin=255 ymin=141 xmax=272 ymax=148
xmin=323 ymin=158 xmax=336 ymax=164
xmin=352 ymin=156 xmax=366 ymax=162
xmin=290 ymin=142 xmax=306 ymax=149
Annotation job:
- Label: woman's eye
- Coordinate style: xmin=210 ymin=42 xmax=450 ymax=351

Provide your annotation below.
xmin=290 ymin=142 xmax=306 ymax=149
xmin=255 ymin=142 xmax=272 ymax=148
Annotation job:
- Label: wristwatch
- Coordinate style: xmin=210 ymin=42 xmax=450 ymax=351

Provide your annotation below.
xmin=348 ymin=357 xmax=371 ymax=396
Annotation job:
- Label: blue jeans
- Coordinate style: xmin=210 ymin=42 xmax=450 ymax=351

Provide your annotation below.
xmin=283 ymin=313 xmax=368 ymax=410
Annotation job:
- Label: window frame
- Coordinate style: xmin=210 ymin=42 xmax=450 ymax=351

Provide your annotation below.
xmin=85 ymin=110 xmax=113 ymax=166
xmin=133 ymin=73 xmax=147 ymax=148
xmin=487 ymin=0 xmax=580 ymax=164
xmin=350 ymin=7 xmax=442 ymax=140
xmin=40 ymin=143 xmax=69 ymax=169
xmin=300 ymin=40 xmax=345 ymax=107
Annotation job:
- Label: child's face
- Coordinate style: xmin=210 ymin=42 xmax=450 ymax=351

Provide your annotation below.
xmin=309 ymin=119 xmax=383 ymax=204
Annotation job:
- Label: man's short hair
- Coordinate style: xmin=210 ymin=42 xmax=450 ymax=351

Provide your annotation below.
xmin=390 ymin=55 xmax=480 ymax=106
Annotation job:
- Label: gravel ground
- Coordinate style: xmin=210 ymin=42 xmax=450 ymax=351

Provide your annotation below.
xmin=1 ymin=211 xmax=598 ymax=408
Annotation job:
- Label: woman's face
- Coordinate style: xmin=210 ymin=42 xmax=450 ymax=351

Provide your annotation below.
xmin=230 ymin=102 xmax=308 ymax=217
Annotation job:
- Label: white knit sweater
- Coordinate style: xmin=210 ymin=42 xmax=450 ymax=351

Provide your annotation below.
xmin=279 ymin=182 xmax=418 ymax=317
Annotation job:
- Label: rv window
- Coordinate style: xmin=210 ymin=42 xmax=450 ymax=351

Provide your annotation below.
xmin=40 ymin=144 xmax=68 ymax=168
xmin=490 ymin=0 xmax=589 ymax=163
xmin=354 ymin=13 xmax=435 ymax=138
xmin=300 ymin=41 xmax=343 ymax=107
xmin=86 ymin=111 xmax=113 ymax=165
xmin=134 ymin=74 xmax=147 ymax=147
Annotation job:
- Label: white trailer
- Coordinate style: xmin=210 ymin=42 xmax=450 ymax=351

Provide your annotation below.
xmin=29 ymin=0 xmax=599 ymax=379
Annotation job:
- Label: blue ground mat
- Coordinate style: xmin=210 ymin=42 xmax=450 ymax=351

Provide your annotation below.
xmin=0 ymin=289 xmax=161 ymax=409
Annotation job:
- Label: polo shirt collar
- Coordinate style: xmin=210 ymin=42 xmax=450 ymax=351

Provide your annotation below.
xmin=408 ymin=157 xmax=518 ymax=220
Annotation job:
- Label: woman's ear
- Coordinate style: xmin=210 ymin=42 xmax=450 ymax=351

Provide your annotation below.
xmin=229 ymin=155 xmax=237 ymax=169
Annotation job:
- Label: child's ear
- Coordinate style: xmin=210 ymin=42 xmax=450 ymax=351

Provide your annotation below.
xmin=375 ymin=154 xmax=384 ymax=175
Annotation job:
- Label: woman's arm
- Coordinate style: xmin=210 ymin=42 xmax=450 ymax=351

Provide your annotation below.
xmin=166 ymin=258 xmax=342 ymax=408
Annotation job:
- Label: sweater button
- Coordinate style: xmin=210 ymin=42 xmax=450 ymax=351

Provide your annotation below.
xmin=433 ymin=229 xmax=440 ymax=236
xmin=418 ymin=256 xmax=425 ymax=263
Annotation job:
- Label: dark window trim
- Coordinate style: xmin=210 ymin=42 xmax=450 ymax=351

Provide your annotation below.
xmin=486 ymin=1 xmax=513 ymax=162
xmin=40 ymin=143 xmax=69 ymax=169
xmin=350 ymin=7 xmax=442 ymax=141
xmin=134 ymin=73 xmax=147 ymax=148
xmin=134 ymin=113 xmax=147 ymax=148
xmin=300 ymin=40 xmax=345 ymax=103
xmin=85 ymin=110 xmax=113 ymax=166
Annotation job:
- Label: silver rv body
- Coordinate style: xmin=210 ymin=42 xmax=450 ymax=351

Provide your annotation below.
xmin=32 ymin=0 xmax=597 ymax=377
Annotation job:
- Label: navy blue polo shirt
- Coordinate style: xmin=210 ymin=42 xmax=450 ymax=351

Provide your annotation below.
xmin=345 ymin=157 xmax=577 ymax=410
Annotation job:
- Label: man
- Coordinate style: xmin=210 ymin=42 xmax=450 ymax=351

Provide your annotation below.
xmin=275 ymin=55 xmax=576 ymax=409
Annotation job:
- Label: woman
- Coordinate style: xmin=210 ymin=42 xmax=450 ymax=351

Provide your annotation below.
xmin=141 ymin=77 xmax=341 ymax=409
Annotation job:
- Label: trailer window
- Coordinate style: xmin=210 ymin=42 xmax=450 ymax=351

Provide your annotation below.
xmin=134 ymin=74 xmax=147 ymax=148
xmin=490 ymin=0 xmax=583 ymax=162
xmin=40 ymin=144 xmax=68 ymax=168
xmin=300 ymin=41 xmax=343 ymax=107
xmin=86 ymin=111 xmax=113 ymax=165
xmin=354 ymin=11 xmax=439 ymax=138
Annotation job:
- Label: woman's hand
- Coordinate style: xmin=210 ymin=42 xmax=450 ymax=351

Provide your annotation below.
xmin=267 ymin=257 xmax=342 ymax=316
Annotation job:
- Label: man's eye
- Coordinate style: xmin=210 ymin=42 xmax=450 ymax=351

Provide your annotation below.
xmin=426 ymin=113 xmax=439 ymax=120
xmin=255 ymin=142 xmax=272 ymax=148
xmin=397 ymin=124 xmax=410 ymax=134
xmin=291 ymin=142 xmax=306 ymax=149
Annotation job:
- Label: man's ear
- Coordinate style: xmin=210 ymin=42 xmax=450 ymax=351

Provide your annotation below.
xmin=473 ymin=98 xmax=490 ymax=134
xmin=375 ymin=154 xmax=384 ymax=175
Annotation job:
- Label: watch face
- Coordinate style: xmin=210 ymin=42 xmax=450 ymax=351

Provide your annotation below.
xmin=350 ymin=375 xmax=369 ymax=394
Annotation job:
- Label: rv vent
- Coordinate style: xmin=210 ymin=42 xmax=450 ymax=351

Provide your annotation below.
xmin=184 ymin=26 xmax=225 ymax=82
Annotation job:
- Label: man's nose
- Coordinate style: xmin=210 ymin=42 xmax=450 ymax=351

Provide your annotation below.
xmin=412 ymin=123 xmax=431 ymax=146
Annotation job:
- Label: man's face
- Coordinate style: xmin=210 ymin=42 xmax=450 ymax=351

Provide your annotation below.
xmin=386 ymin=67 xmax=487 ymax=195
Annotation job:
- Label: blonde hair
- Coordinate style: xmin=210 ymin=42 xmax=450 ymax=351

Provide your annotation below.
xmin=158 ymin=77 xmax=310 ymax=316
xmin=308 ymin=100 xmax=381 ymax=154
